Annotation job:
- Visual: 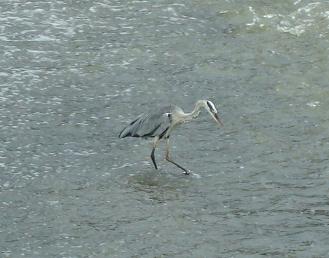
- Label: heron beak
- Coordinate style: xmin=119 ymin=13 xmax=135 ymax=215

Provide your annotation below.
xmin=213 ymin=113 xmax=224 ymax=127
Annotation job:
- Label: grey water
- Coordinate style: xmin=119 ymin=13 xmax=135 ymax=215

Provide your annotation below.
xmin=1 ymin=0 xmax=329 ymax=257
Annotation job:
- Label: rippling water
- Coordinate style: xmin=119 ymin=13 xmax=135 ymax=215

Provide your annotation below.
xmin=1 ymin=0 xmax=329 ymax=257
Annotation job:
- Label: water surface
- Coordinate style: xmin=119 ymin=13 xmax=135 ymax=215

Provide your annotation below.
xmin=1 ymin=0 xmax=329 ymax=257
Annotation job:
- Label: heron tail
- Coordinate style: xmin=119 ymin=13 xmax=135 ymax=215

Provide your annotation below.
xmin=118 ymin=116 xmax=142 ymax=138
xmin=118 ymin=126 xmax=131 ymax=138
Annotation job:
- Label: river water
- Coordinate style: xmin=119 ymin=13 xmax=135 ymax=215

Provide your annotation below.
xmin=1 ymin=0 xmax=329 ymax=257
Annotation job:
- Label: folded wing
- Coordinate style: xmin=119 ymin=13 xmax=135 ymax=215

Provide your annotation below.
xmin=119 ymin=106 xmax=172 ymax=139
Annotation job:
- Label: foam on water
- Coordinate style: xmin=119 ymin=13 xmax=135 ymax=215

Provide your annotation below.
xmin=191 ymin=172 xmax=201 ymax=179
xmin=247 ymin=2 xmax=329 ymax=37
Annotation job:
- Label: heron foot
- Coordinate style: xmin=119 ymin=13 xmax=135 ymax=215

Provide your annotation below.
xmin=165 ymin=155 xmax=189 ymax=175
xmin=184 ymin=170 xmax=190 ymax=175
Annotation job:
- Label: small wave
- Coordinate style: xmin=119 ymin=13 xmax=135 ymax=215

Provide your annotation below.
xmin=32 ymin=34 xmax=58 ymax=41
xmin=191 ymin=172 xmax=201 ymax=179
xmin=247 ymin=2 xmax=329 ymax=37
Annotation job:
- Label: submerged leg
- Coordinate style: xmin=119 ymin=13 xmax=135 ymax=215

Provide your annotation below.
xmin=150 ymin=136 xmax=160 ymax=170
xmin=165 ymin=138 xmax=190 ymax=175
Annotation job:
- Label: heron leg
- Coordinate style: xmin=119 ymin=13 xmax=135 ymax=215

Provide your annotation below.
xmin=150 ymin=136 xmax=160 ymax=170
xmin=165 ymin=138 xmax=190 ymax=175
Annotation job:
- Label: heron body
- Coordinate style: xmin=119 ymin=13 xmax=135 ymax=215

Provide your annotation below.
xmin=119 ymin=100 xmax=223 ymax=175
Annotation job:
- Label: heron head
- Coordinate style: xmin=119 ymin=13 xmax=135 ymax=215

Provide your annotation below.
xmin=204 ymin=100 xmax=224 ymax=127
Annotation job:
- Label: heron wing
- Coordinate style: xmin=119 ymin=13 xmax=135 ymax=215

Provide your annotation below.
xmin=119 ymin=106 xmax=172 ymax=138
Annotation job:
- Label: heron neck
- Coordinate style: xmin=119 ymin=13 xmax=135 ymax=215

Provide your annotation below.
xmin=183 ymin=102 xmax=202 ymax=122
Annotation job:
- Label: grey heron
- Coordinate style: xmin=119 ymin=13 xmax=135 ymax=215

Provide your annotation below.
xmin=119 ymin=100 xmax=223 ymax=175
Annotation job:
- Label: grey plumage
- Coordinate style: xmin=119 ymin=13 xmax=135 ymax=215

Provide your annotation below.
xmin=119 ymin=105 xmax=172 ymax=139
xmin=118 ymin=100 xmax=223 ymax=175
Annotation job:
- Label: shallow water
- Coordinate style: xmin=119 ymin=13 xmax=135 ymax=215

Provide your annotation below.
xmin=1 ymin=0 xmax=329 ymax=257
